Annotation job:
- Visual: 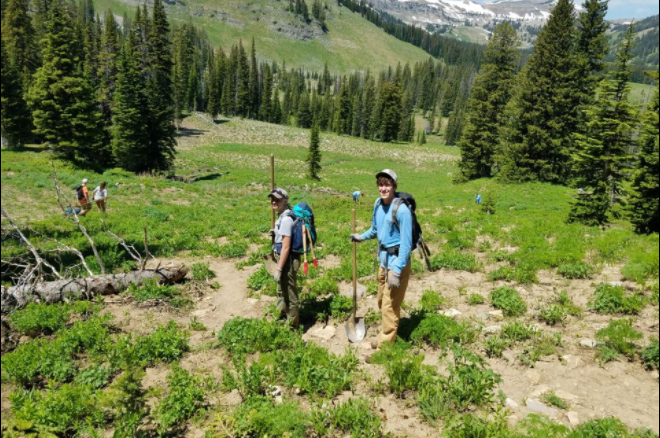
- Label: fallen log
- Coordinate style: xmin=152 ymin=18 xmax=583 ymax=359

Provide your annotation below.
xmin=1 ymin=265 xmax=189 ymax=313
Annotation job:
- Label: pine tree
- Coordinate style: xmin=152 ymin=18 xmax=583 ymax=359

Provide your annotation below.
xmin=334 ymin=79 xmax=351 ymax=135
xmin=112 ymin=30 xmax=150 ymax=171
xmin=248 ymin=38 xmax=260 ymax=119
xmin=568 ymin=25 xmax=637 ymax=226
xmin=576 ymin=0 xmax=609 ymax=97
xmin=271 ymin=88 xmax=283 ymax=125
xmin=1 ymin=0 xmax=39 ymax=77
xmin=498 ymin=0 xmax=581 ymax=183
xmin=145 ymin=0 xmax=176 ymax=171
xmin=628 ymin=72 xmax=659 ymax=234
xmin=374 ymin=81 xmax=402 ymax=142
xmin=1 ymin=39 xmax=32 ymax=148
xmin=27 ymin=1 xmax=102 ymax=162
xmin=297 ymin=90 xmax=312 ymax=128
xmin=307 ymin=123 xmax=321 ymax=180
xmin=458 ymin=23 xmax=519 ymax=181
xmin=259 ymin=63 xmax=273 ymax=122
xmin=97 ymin=10 xmax=120 ymax=149
xmin=235 ymin=41 xmax=250 ymax=117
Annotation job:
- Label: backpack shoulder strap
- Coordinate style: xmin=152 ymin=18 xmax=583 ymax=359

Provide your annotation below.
xmin=391 ymin=198 xmax=405 ymax=230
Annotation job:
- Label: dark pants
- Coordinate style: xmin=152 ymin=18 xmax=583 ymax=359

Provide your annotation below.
xmin=275 ymin=254 xmax=300 ymax=328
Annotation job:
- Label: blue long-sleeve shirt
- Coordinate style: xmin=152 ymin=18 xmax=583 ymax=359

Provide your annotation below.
xmin=360 ymin=198 xmax=413 ymax=275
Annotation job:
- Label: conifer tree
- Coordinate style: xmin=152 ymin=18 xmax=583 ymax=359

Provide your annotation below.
xmin=568 ymin=25 xmax=637 ymax=226
xmin=259 ymin=63 xmax=273 ymax=122
xmin=576 ymin=0 xmax=609 ymax=97
xmin=145 ymin=0 xmax=176 ymax=171
xmin=297 ymin=90 xmax=312 ymax=128
xmin=307 ymin=122 xmax=321 ymax=180
xmin=498 ymin=0 xmax=581 ymax=183
xmin=374 ymin=81 xmax=402 ymax=142
xmin=235 ymin=41 xmax=250 ymax=117
xmin=1 ymin=39 xmax=32 ymax=148
xmin=334 ymin=79 xmax=351 ymax=135
xmin=458 ymin=23 xmax=519 ymax=181
xmin=97 ymin=10 xmax=120 ymax=147
xmin=248 ymin=38 xmax=260 ymax=118
xmin=27 ymin=1 xmax=102 ymax=162
xmin=1 ymin=0 xmax=39 ymax=77
xmin=271 ymin=88 xmax=283 ymax=125
xmin=628 ymin=72 xmax=659 ymax=234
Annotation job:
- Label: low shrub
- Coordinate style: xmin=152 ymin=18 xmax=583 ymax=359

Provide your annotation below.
xmin=370 ymin=342 xmax=426 ymax=397
xmin=191 ymin=262 xmax=215 ymax=281
xmin=10 ymin=383 xmax=105 ymax=435
xmin=596 ymin=319 xmax=643 ymax=363
xmin=10 ymin=303 xmax=71 ymax=336
xmin=556 ymin=291 xmax=583 ymax=317
xmin=650 ymin=283 xmax=659 ymax=306
xmin=231 ymin=396 xmax=310 ymax=438
xmin=430 ymin=250 xmax=482 ymax=273
xmin=519 ymin=333 xmax=563 ymax=368
xmin=590 ymin=284 xmax=647 ymax=315
xmin=312 ymin=398 xmax=382 ymax=438
xmin=541 ymin=392 xmax=569 ymax=410
xmin=1 ymin=338 xmax=77 ymax=387
xmin=74 ymin=365 xmax=113 ymax=390
xmin=116 ymin=321 xmax=190 ymax=367
xmin=485 ymin=336 xmax=508 ymax=359
xmin=217 ymin=318 xmax=300 ymax=355
xmin=330 ymin=295 xmax=353 ymax=321
xmin=155 ymin=364 xmax=206 ymax=432
xmin=488 ymin=266 xmax=515 ymax=282
xmin=308 ymin=275 xmax=339 ymax=296
xmin=539 ymin=305 xmax=568 ymax=326
xmin=568 ymin=418 xmax=630 ymax=438
xmin=642 ymin=338 xmax=659 ymax=371
xmin=558 ymin=262 xmax=595 ymax=279
xmin=410 ymin=314 xmax=477 ymax=350
xmin=513 ymin=414 xmax=569 ymax=437
xmin=419 ymin=290 xmax=447 ymax=313
xmin=443 ymin=348 xmax=502 ymax=411
xmin=491 ymin=287 xmax=528 ymax=317
xmin=514 ymin=264 xmax=539 ymax=285
xmin=444 ymin=412 xmax=509 ymax=438
xmin=247 ymin=266 xmax=277 ymax=293
xmin=467 ymin=294 xmax=486 ymax=306
xmin=127 ymin=279 xmax=189 ymax=308
xmin=501 ymin=322 xmax=537 ymax=343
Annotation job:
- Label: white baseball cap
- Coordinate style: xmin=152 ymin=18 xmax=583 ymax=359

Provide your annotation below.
xmin=376 ymin=169 xmax=398 ymax=184
xmin=268 ymin=188 xmax=289 ymax=200
xmin=82 ymin=179 xmax=89 ymax=184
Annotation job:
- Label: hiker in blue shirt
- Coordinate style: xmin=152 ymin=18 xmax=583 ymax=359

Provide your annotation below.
xmin=352 ymin=190 xmax=363 ymax=204
xmin=476 ymin=193 xmax=482 ymax=205
xmin=350 ymin=169 xmax=413 ymax=349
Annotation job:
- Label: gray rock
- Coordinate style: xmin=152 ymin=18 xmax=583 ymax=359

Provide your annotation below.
xmin=567 ymin=411 xmax=580 ymax=427
xmin=506 ymin=398 xmax=520 ymax=410
xmin=580 ymin=339 xmax=599 ymax=348
xmin=526 ymin=399 xmax=559 ymax=418
xmin=489 ymin=310 xmax=505 ymax=320
xmin=274 ymin=395 xmax=283 ymax=405
xmin=270 ymin=386 xmax=283 ymax=397
xmin=307 ymin=325 xmax=336 ymax=342
xmin=651 ymin=371 xmax=659 ymax=380
xmin=443 ymin=309 xmax=463 ymax=318
xmin=484 ymin=325 xmax=502 ymax=335
xmin=555 ymin=390 xmax=579 ymax=404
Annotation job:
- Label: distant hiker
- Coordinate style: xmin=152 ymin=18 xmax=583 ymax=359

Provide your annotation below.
xmin=77 ymin=179 xmax=92 ymax=216
xmin=352 ymin=190 xmax=363 ymax=204
xmin=93 ymin=181 xmax=109 ymax=213
xmin=578 ymin=188 xmax=584 ymax=195
xmin=351 ymin=169 xmax=413 ymax=349
xmin=476 ymin=193 xmax=482 ymax=205
xmin=269 ymin=188 xmax=300 ymax=329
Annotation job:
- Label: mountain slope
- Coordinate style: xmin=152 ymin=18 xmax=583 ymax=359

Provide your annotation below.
xmin=91 ymin=0 xmax=432 ymax=73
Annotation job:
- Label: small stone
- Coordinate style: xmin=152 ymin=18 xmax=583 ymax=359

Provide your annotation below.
xmin=567 ymin=411 xmax=580 ymax=427
xmin=526 ymin=399 xmax=559 ymax=418
xmin=295 ymin=388 xmax=302 ymax=395
xmin=506 ymin=398 xmax=520 ymax=410
xmin=274 ymin=396 xmax=283 ymax=405
xmin=531 ymin=385 xmax=551 ymax=398
xmin=562 ymin=355 xmax=583 ymax=369
xmin=191 ymin=309 xmax=209 ymax=318
xmin=484 ymin=325 xmax=502 ymax=335
xmin=442 ymin=309 xmax=463 ymax=318
xmin=477 ymin=313 xmax=490 ymax=321
xmin=19 ymin=336 xmax=31 ymax=344
xmin=270 ymin=386 xmax=283 ymax=397
xmin=307 ymin=326 xmax=336 ymax=341
xmin=489 ymin=310 xmax=504 ymax=320
xmin=247 ymin=298 xmax=259 ymax=305
xmin=580 ymin=339 xmax=599 ymax=349
xmin=555 ymin=390 xmax=579 ymax=404
xmin=651 ymin=371 xmax=659 ymax=380
xmin=609 ymin=281 xmax=624 ymax=287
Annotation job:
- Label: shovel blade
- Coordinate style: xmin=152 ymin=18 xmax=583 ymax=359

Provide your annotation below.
xmin=345 ymin=317 xmax=366 ymax=343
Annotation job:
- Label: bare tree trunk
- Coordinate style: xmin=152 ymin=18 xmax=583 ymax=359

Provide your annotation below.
xmin=1 ymin=265 xmax=189 ymax=313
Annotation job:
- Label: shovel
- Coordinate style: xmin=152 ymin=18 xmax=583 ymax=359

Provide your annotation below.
xmin=305 ymin=227 xmax=319 ymax=269
xmin=302 ymin=222 xmax=309 ymax=275
xmin=346 ymin=209 xmax=366 ymax=343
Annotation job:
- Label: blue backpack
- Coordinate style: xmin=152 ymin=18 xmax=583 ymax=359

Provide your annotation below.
xmin=276 ymin=203 xmax=317 ymax=255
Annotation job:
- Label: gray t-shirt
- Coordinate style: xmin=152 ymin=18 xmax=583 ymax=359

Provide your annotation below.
xmin=274 ymin=210 xmax=295 ymax=247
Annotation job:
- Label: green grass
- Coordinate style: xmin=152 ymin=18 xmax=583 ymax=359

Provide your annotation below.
xmin=491 ymin=287 xmax=528 ymax=317
xmin=589 ymin=283 xmax=648 ymax=315
xmin=542 ymin=391 xmax=570 ymax=410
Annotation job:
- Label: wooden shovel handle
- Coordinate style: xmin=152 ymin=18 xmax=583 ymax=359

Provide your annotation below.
xmin=352 ymin=209 xmax=357 ymax=304
xmin=270 ymin=155 xmax=275 ymax=230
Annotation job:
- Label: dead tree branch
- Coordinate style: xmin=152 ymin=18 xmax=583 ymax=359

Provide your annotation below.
xmin=51 ymin=162 xmax=106 ymax=274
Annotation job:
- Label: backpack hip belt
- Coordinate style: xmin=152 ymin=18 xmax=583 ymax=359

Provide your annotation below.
xmin=379 ymin=245 xmax=400 ymax=256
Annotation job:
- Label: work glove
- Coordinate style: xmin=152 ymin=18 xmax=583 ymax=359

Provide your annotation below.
xmin=273 ymin=269 xmax=282 ymax=283
xmin=350 ymin=234 xmax=363 ymax=243
xmin=387 ymin=272 xmax=401 ymax=289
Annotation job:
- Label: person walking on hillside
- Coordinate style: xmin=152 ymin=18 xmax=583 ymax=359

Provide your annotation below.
xmin=78 ymin=179 xmax=92 ymax=216
xmin=93 ymin=182 xmax=109 ymax=213
xmin=476 ymin=193 xmax=482 ymax=205
xmin=351 ymin=170 xmax=413 ymax=349
xmin=269 ymin=188 xmax=300 ymax=329
xmin=352 ymin=190 xmax=363 ymax=204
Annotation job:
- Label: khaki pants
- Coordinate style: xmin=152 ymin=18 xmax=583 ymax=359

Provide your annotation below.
xmin=276 ymin=254 xmax=300 ymax=328
xmin=376 ymin=263 xmax=412 ymax=347
xmin=79 ymin=200 xmax=92 ymax=215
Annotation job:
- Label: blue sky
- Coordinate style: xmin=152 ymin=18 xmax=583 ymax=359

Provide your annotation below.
xmin=606 ymin=0 xmax=659 ymax=20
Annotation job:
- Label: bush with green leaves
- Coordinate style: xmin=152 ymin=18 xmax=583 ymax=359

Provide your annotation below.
xmin=501 ymin=322 xmax=537 ymax=343
xmin=10 ymin=383 xmax=105 ymax=435
xmin=312 ymin=397 xmax=383 ymax=438
xmin=556 ymin=291 xmax=583 ymax=317
xmin=308 ymin=275 xmax=339 ymax=296
xmin=191 ymin=262 xmax=215 ymax=281
xmin=111 ymin=321 xmax=190 ymax=368
xmin=567 ymin=418 xmax=631 ymax=438
xmin=541 ymin=392 xmax=569 ymax=410
xmin=467 ymin=293 xmax=486 ymax=306
xmin=230 ymin=396 xmax=311 ymax=438
xmin=596 ymin=319 xmax=643 ymax=363
xmin=217 ymin=318 xmax=300 ymax=355
xmin=74 ymin=365 xmax=113 ymax=390
xmin=419 ymin=290 xmax=447 ymax=313
xmin=589 ymin=283 xmax=647 ymax=315
xmin=247 ymin=266 xmax=277 ymax=294
xmin=491 ymin=287 xmax=528 ymax=317
xmin=330 ymin=295 xmax=353 ymax=321
xmin=519 ymin=333 xmax=563 ymax=368
xmin=485 ymin=336 xmax=508 ymax=359
xmin=642 ymin=338 xmax=659 ymax=370
xmin=9 ymin=303 xmax=71 ymax=336
xmin=102 ymin=367 xmax=148 ymax=438
xmin=488 ymin=266 xmax=515 ymax=282
xmin=558 ymin=262 xmax=595 ymax=279
xmin=649 ymin=283 xmax=659 ymax=306
xmin=443 ymin=347 xmax=502 ymax=411
xmin=127 ymin=279 xmax=189 ymax=308
xmin=155 ymin=364 xmax=206 ymax=432
xmin=410 ymin=314 xmax=477 ymax=350
xmin=444 ymin=412 xmax=509 ymax=438
xmin=539 ymin=305 xmax=568 ymax=326
xmin=221 ymin=355 xmax=276 ymax=399
xmin=513 ymin=413 xmax=569 ymax=437
xmin=206 ymin=241 xmax=248 ymax=258
xmin=1 ymin=338 xmax=78 ymax=387
xmin=370 ymin=342 xmax=428 ymax=397
xmin=430 ymin=250 xmax=482 ymax=273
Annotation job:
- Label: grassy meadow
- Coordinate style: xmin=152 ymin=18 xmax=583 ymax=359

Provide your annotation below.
xmin=1 ymin=114 xmax=659 ymax=436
